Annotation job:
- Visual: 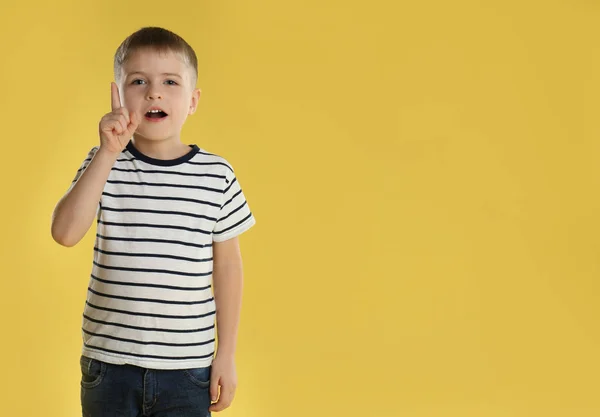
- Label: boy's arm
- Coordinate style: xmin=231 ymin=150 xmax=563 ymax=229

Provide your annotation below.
xmin=212 ymin=236 xmax=244 ymax=358
xmin=51 ymin=82 xmax=140 ymax=247
xmin=51 ymin=147 xmax=119 ymax=247
xmin=210 ymin=236 xmax=244 ymax=410
xmin=208 ymin=164 xmax=255 ymax=411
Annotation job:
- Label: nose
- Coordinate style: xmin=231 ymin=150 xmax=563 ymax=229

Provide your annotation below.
xmin=146 ymin=89 xmax=163 ymax=100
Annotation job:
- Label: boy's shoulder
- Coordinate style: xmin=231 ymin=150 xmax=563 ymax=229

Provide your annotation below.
xmin=192 ymin=146 xmax=236 ymax=175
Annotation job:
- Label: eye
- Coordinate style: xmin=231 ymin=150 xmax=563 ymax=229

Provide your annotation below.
xmin=132 ymin=79 xmax=146 ymax=85
xmin=165 ymin=80 xmax=178 ymax=85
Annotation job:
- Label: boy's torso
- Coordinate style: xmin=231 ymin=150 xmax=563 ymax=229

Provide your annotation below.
xmin=79 ymin=142 xmax=254 ymax=370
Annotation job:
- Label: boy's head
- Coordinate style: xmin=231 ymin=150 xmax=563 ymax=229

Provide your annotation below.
xmin=113 ymin=27 xmax=201 ymax=142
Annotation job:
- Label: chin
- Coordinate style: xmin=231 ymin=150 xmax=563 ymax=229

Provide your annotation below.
xmin=134 ymin=130 xmax=171 ymax=142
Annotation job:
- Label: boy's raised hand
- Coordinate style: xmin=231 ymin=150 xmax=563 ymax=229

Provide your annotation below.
xmin=99 ymin=82 xmax=140 ymax=154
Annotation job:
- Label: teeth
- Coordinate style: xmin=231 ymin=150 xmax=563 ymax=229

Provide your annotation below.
xmin=148 ymin=109 xmax=162 ymax=113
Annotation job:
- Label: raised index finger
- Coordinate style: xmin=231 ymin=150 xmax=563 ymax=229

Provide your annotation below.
xmin=111 ymin=82 xmax=121 ymax=111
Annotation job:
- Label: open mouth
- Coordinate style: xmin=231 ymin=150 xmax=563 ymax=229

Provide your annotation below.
xmin=145 ymin=110 xmax=168 ymax=119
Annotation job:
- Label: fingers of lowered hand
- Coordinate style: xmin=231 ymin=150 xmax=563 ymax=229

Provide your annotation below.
xmin=210 ymin=376 xmax=219 ymax=404
xmin=209 ymin=383 xmax=235 ymax=412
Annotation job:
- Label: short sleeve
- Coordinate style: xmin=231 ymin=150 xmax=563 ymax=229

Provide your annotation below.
xmin=69 ymin=146 xmax=100 ymax=189
xmin=212 ymin=166 xmax=256 ymax=242
xmin=68 ymin=146 xmax=101 ymax=216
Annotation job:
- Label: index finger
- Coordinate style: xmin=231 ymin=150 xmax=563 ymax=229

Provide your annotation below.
xmin=111 ymin=82 xmax=121 ymax=111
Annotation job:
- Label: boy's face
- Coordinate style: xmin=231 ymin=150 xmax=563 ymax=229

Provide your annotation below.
xmin=117 ymin=48 xmax=200 ymax=142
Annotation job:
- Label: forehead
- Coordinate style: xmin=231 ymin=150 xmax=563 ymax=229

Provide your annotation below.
xmin=122 ymin=48 xmax=189 ymax=78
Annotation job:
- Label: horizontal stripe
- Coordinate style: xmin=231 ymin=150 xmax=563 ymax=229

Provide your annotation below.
xmin=218 ymin=200 xmax=247 ymax=222
xmin=214 ymin=213 xmax=254 ymax=235
xmin=111 ymin=167 xmax=225 ymax=179
xmin=94 ymin=247 xmax=211 ymax=263
xmin=223 ymin=177 xmax=237 ymax=195
xmin=107 ymin=179 xmax=222 ymax=193
xmin=86 ymin=301 xmax=215 ymax=319
xmin=97 ymin=234 xmax=212 ymax=249
xmin=221 ymin=189 xmax=242 ymax=210
xmin=88 ymin=287 xmax=214 ymax=304
xmin=83 ymin=314 xmax=215 ymax=333
xmin=103 ymin=191 xmax=221 ymax=208
xmin=83 ymin=343 xmax=215 ymax=360
xmin=98 ymin=220 xmax=211 ymax=235
xmin=186 ymin=160 xmax=232 ymax=171
xmin=91 ymin=275 xmax=211 ymax=291
xmin=82 ymin=329 xmax=214 ymax=347
xmin=93 ymin=261 xmax=212 ymax=277
xmin=101 ymin=206 xmax=217 ymax=221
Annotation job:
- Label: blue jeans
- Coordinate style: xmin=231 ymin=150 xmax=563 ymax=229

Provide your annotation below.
xmin=80 ymin=355 xmax=212 ymax=417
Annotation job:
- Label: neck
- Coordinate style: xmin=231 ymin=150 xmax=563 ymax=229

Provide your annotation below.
xmin=131 ymin=135 xmax=191 ymax=160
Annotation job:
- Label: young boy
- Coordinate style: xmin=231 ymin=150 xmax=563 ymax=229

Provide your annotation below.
xmin=51 ymin=27 xmax=256 ymax=416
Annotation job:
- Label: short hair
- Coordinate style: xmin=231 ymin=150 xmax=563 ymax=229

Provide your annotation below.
xmin=114 ymin=26 xmax=198 ymax=87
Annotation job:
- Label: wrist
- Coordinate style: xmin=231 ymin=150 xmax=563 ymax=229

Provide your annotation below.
xmin=97 ymin=146 xmax=122 ymax=162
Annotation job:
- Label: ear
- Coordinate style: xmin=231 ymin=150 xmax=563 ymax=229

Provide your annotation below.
xmin=189 ymin=88 xmax=201 ymax=115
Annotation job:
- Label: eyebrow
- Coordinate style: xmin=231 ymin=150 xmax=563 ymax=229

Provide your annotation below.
xmin=127 ymin=71 xmax=183 ymax=79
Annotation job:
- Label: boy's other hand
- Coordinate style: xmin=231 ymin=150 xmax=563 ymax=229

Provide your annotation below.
xmin=209 ymin=353 xmax=237 ymax=412
xmin=99 ymin=82 xmax=140 ymax=155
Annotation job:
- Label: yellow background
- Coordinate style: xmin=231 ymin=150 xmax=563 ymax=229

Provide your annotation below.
xmin=0 ymin=1 xmax=598 ymax=416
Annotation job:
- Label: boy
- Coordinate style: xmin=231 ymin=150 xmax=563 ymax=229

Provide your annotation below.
xmin=51 ymin=27 xmax=256 ymax=417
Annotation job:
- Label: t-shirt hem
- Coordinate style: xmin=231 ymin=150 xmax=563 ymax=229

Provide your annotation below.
xmin=81 ymin=347 xmax=214 ymax=370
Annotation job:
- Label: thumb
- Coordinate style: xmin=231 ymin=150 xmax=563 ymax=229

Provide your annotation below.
xmin=210 ymin=376 xmax=219 ymax=402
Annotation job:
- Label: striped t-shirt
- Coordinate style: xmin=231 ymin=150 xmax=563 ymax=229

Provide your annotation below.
xmin=70 ymin=140 xmax=256 ymax=370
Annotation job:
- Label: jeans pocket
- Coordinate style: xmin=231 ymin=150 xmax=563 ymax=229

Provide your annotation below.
xmin=183 ymin=365 xmax=211 ymax=388
xmin=80 ymin=355 xmax=106 ymax=389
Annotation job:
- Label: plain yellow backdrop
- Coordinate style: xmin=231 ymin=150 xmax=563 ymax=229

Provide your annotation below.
xmin=0 ymin=0 xmax=598 ymax=416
